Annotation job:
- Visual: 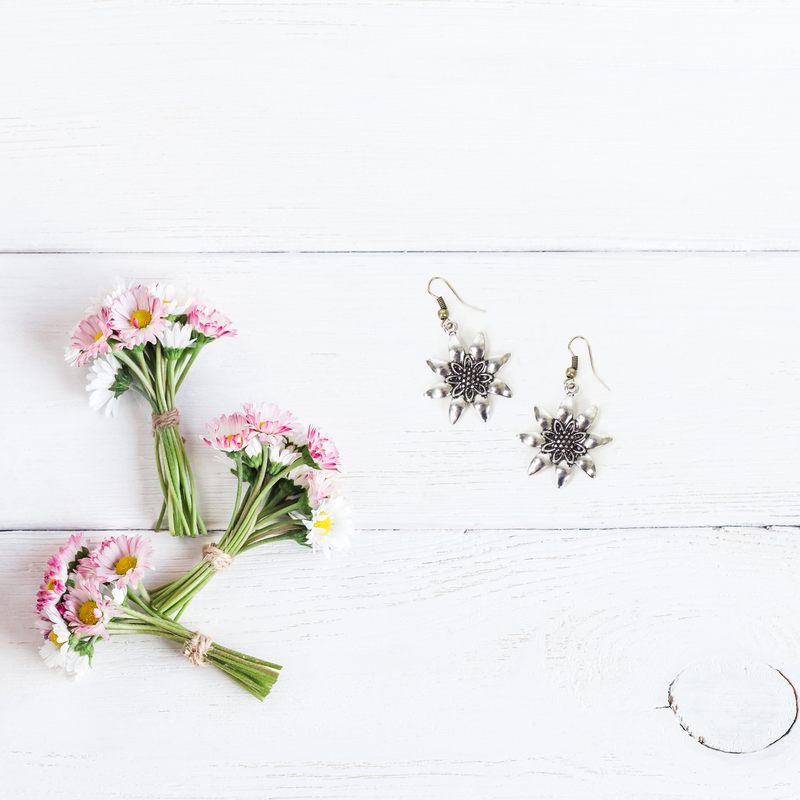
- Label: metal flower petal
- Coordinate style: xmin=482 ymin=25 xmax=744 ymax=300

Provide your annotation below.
xmin=576 ymin=456 xmax=596 ymax=478
xmin=449 ymin=395 xmax=467 ymax=425
xmin=469 ymin=332 xmax=485 ymax=362
xmin=585 ymin=434 xmax=613 ymax=450
xmin=528 ymin=454 xmax=550 ymax=475
xmin=518 ymin=432 xmax=544 ymax=449
xmin=555 ymin=463 xmax=572 ymax=488
xmin=534 ymin=407 xmax=553 ymax=431
xmin=426 ymin=358 xmax=451 ymax=378
xmin=486 ymin=353 xmax=510 ymax=375
xmin=575 ymin=405 xmax=597 ymax=431
xmin=448 ymin=334 xmax=465 ymax=365
xmin=474 ymin=397 xmax=490 ymax=422
xmin=488 ymin=380 xmax=513 ymax=398
xmin=424 ymin=382 xmax=452 ymax=400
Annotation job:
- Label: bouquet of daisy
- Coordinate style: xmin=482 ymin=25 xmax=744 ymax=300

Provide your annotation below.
xmin=67 ymin=280 xmax=236 ymax=538
xmin=150 ymin=402 xmax=353 ymax=618
xmin=36 ymin=532 xmax=281 ymax=699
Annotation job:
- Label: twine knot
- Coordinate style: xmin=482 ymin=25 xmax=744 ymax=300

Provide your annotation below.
xmin=202 ymin=543 xmax=234 ymax=572
xmin=152 ymin=408 xmax=181 ymax=435
xmin=183 ymin=632 xmax=212 ymax=666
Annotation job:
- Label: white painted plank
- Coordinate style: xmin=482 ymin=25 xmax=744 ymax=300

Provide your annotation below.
xmin=5 ymin=526 xmax=800 ymax=798
xmin=1 ymin=255 xmax=798 ymax=530
xmin=2 ymin=1 xmax=800 ymax=251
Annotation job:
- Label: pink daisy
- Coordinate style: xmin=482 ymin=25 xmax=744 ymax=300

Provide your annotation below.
xmin=187 ymin=302 xmax=236 ymax=339
xmin=110 ymin=285 xmax=168 ymax=347
xmin=38 ymin=532 xmax=91 ymax=606
xmin=89 ymin=534 xmax=155 ymax=590
xmin=36 ymin=545 xmax=73 ymax=613
xmin=306 ymin=426 xmax=341 ymax=472
xmin=67 ymin=308 xmax=113 ymax=366
xmin=63 ymin=578 xmax=120 ymax=640
xmin=202 ymin=413 xmax=252 ymax=452
xmin=291 ymin=469 xmax=335 ymax=510
xmin=243 ymin=402 xmax=299 ymax=445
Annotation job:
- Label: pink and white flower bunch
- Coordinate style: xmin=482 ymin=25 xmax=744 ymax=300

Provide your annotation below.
xmin=149 ymin=402 xmax=351 ymax=616
xmin=66 ymin=280 xmax=237 ymax=538
xmin=35 ymin=533 xmax=281 ymax=699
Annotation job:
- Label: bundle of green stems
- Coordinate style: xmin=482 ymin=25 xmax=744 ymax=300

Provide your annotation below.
xmin=150 ymin=452 xmax=308 ymax=618
xmin=106 ymin=582 xmax=281 ymax=701
xmin=114 ymin=339 xmax=208 ymax=538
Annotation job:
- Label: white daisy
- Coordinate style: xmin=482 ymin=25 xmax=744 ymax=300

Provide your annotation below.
xmin=157 ymin=320 xmax=195 ymax=351
xmin=36 ymin=606 xmax=72 ymax=672
xmin=148 ymin=282 xmax=196 ymax=315
xmin=269 ymin=441 xmax=301 ymax=468
xmin=66 ymin=650 xmax=91 ymax=680
xmin=85 ymin=353 xmax=125 ymax=417
xmin=83 ymin=276 xmax=131 ymax=316
xmin=299 ymin=495 xmax=354 ymax=557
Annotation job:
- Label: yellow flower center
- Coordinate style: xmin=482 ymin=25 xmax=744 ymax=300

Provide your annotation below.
xmin=313 ymin=514 xmax=332 ymax=535
xmin=115 ymin=556 xmax=137 ymax=575
xmin=78 ymin=600 xmax=99 ymax=626
xmin=46 ymin=579 xmax=57 ymax=591
xmin=130 ymin=309 xmax=152 ymax=329
xmin=93 ymin=330 xmax=104 ymax=342
xmin=49 ymin=630 xmax=64 ymax=647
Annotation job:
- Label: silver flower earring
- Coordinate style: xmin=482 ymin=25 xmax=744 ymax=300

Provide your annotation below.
xmin=518 ymin=336 xmax=612 ymax=487
xmin=424 ymin=277 xmax=512 ymax=424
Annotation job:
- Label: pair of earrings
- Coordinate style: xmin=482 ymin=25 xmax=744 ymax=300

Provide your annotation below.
xmin=423 ymin=277 xmax=613 ymax=488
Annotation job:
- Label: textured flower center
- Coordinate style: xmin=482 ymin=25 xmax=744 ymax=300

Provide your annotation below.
xmin=446 ymin=355 xmax=492 ymax=402
xmin=78 ymin=601 xmax=99 ymax=625
xmin=93 ymin=330 xmax=104 ymax=343
xmin=116 ymin=556 xmax=137 ymax=575
xmin=130 ymin=309 xmax=152 ymax=329
xmin=49 ymin=630 xmax=63 ymax=647
xmin=46 ymin=578 xmax=57 ymax=591
xmin=314 ymin=514 xmax=332 ymax=535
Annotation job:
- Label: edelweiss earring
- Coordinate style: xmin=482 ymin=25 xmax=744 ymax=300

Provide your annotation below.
xmin=518 ymin=336 xmax=612 ymax=487
xmin=423 ymin=277 xmax=512 ymax=424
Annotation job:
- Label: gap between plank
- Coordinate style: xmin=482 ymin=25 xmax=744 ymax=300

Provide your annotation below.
xmin=2 ymin=524 xmax=797 ymax=534
xmin=2 ymin=249 xmax=800 ymax=256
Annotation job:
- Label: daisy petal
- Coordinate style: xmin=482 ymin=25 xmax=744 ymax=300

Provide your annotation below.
xmin=555 ymin=463 xmax=572 ymax=488
xmin=528 ymin=454 xmax=550 ymax=475
xmin=448 ymin=334 xmax=465 ymax=365
xmin=585 ymin=434 xmax=613 ymax=450
xmin=426 ymin=358 xmax=451 ymax=378
xmin=474 ymin=397 xmax=490 ymax=422
xmin=449 ymin=395 xmax=467 ymax=425
xmin=488 ymin=380 xmax=513 ymax=398
xmin=469 ymin=332 xmax=485 ymax=361
xmin=518 ymin=432 xmax=544 ymax=449
xmin=556 ymin=396 xmax=573 ymax=423
xmin=577 ymin=456 xmax=596 ymax=478
xmin=486 ymin=353 xmax=510 ymax=375
xmin=575 ymin=405 xmax=598 ymax=431
xmin=424 ymin=383 xmax=452 ymax=400
xmin=534 ymin=407 xmax=553 ymax=431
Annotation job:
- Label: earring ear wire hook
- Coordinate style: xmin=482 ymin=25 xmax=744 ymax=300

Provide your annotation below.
xmin=567 ymin=335 xmax=610 ymax=391
xmin=427 ymin=277 xmax=486 ymax=313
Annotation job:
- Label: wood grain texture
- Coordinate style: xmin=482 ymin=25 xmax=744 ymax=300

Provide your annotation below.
xmin=2 ymin=1 xmax=800 ymax=251
xmin=4 ymin=526 xmax=800 ymax=799
xmin=1 ymin=256 xmax=798 ymax=531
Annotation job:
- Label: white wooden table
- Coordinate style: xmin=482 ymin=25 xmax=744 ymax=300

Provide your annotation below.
xmin=2 ymin=3 xmax=800 ymax=797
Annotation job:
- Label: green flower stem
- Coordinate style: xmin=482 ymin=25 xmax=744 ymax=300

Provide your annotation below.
xmin=106 ymin=591 xmax=281 ymax=701
xmin=175 ymin=340 xmax=206 ymax=391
